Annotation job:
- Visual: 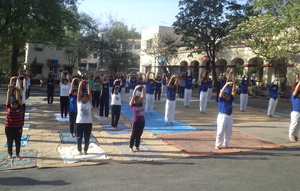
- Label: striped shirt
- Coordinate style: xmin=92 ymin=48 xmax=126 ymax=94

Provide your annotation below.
xmin=5 ymin=105 xmax=24 ymax=128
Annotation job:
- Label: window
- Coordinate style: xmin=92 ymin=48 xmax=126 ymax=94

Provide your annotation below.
xmin=49 ymin=66 xmax=58 ymax=79
xmin=93 ymin=53 xmax=97 ymax=59
xmin=134 ymin=44 xmax=141 ymax=49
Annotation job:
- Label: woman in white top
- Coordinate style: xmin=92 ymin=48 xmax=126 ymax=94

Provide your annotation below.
xmin=59 ymin=71 xmax=71 ymax=118
xmin=76 ymin=80 xmax=93 ymax=155
xmin=111 ymin=79 xmax=123 ymax=129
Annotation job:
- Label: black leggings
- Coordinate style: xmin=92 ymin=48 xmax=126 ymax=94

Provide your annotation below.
xmin=92 ymin=91 xmax=101 ymax=108
xmin=47 ymin=88 xmax=54 ymax=104
xmin=111 ymin=105 xmax=121 ymax=127
xmin=129 ymin=122 xmax=145 ymax=148
xmin=5 ymin=127 xmax=23 ymax=156
xmin=60 ymin=96 xmax=69 ymax=117
xmin=69 ymin=112 xmax=77 ymax=135
xmin=99 ymin=97 xmax=109 ymax=117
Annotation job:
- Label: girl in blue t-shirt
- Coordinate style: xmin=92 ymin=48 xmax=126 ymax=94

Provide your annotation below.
xmin=215 ymin=81 xmax=236 ymax=150
xmin=240 ymin=75 xmax=249 ymax=111
xmin=267 ymin=80 xmax=279 ymax=118
xmin=165 ymin=74 xmax=179 ymax=126
xmin=69 ymin=78 xmax=79 ymax=138
xmin=289 ymin=82 xmax=300 ymax=142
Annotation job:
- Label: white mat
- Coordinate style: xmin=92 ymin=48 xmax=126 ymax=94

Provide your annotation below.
xmin=23 ymin=124 xmax=30 ymax=130
xmin=25 ymin=113 xmax=29 ymax=120
xmin=26 ymin=107 xmax=37 ymax=111
xmin=54 ymin=113 xmax=69 ymax=122
xmin=57 ymin=143 xmax=109 ymax=164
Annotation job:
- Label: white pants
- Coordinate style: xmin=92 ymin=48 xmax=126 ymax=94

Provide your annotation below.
xmin=215 ymin=113 xmax=233 ymax=147
xmin=165 ymin=100 xmax=176 ymax=123
xmin=199 ymin=91 xmax=208 ymax=112
xmin=184 ymin=89 xmax=192 ymax=106
xmin=145 ymin=94 xmax=154 ymax=114
xmin=121 ymin=88 xmax=125 ymax=102
xmin=240 ymin=93 xmax=248 ymax=111
xmin=162 ymin=85 xmax=166 ymax=96
xmin=267 ymin=98 xmax=278 ymax=115
xmin=207 ymin=88 xmax=212 ymax=103
xmin=129 ymin=89 xmax=134 ymax=100
xmin=289 ymin=111 xmax=300 ymax=137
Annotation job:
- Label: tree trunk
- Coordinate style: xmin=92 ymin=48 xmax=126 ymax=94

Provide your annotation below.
xmin=11 ymin=43 xmax=20 ymax=76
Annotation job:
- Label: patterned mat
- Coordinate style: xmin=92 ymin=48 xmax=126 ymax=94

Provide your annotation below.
xmin=121 ymin=102 xmax=198 ymax=134
xmin=4 ymin=135 xmax=30 ymax=147
xmin=58 ymin=131 xmax=97 ymax=144
xmin=100 ymin=123 xmax=131 ymax=134
xmin=0 ymin=150 xmax=37 ymax=171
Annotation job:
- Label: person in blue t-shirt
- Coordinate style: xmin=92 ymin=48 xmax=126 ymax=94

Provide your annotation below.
xmin=215 ymin=81 xmax=236 ymax=150
xmin=69 ymin=78 xmax=79 ymax=138
xmin=289 ymin=82 xmax=300 ymax=142
xmin=129 ymin=72 xmax=138 ymax=100
xmin=184 ymin=70 xmax=193 ymax=107
xmin=267 ymin=80 xmax=279 ymax=118
xmin=100 ymin=75 xmax=110 ymax=118
xmin=207 ymin=77 xmax=213 ymax=103
xmin=240 ymin=75 xmax=250 ymax=111
xmin=225 ymin=69 xmax=235 ymax=94
xmin=136 ymin=74 xmax=145 ymax=97
xmin=165 ymin=74 xmax=179 ymax=126
xmin=145 ymin=72 xmax=155 ymax=115
xmin=199 ymin=71 xmax=209 ymax=113
xmin=162 ymin=74 xmax=167 ymax=96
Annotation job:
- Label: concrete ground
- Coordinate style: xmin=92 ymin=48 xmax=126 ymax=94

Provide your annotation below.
xmin=0 ymin=86 xmax=297 ymax=168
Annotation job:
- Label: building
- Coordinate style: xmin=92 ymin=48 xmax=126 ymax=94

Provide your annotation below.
xmin=140 ymin=26 xmax=299 ymax=92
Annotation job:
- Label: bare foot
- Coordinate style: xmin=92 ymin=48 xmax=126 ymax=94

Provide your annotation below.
xmin=78 ymin=151 xmax=83 ymax=155
xmin=165 ymin=123 xmax=169 ymax=126
xmin=83 ymin=151 xmax=88 ymax=155
xmin=136 ymin=147 xmax=141 ymax=152
xmin=170 ymin=122 xmax=173 ymax=126
xmin=130 ymin=148 xmax=135 ymax=153
xmin=112 ymin=127 xmax=117 ymax=129
xmin=16 ymin=155 xmax=21 ymax=159
xmin=215 ymin=146 xmax=220 ymax=150
xmin=7 ymin=155 xmax=12 ymax=160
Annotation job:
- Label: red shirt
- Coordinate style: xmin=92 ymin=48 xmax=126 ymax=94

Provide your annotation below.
xmin=5 ymin=105 xmax=24 ymax=128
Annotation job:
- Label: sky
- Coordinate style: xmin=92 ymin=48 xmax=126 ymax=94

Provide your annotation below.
xmin=77 ymin=0 xmax=181 ymax=32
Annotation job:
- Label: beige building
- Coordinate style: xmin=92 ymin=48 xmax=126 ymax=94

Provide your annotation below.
xmin=140 ymin=26 xmax=299 ymax=92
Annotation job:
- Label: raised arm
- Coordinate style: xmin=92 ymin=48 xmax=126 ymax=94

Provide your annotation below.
xmin=86 ymin=81 xmax=92 ymax=102
xmin=9 ymin=76 xmax=18 ymax=86
xmin=129 ymin=86 xmax=139 ymax=106
xmin=6 ymin=86 xmax=14 ymax=106
xmin=293 ymin=81 xmax=300 ymax=96
xmin=219 ymin=82 xmax=235 ymax=97
xmin=77 ymin=80 xmax=83 ymax=102
xmin=69 ymin=78 xmax=79 ymax=94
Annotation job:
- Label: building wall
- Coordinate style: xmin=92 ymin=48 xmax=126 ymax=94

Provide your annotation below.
xmin=140 ymin=26 xmax=299 ymax=89
xmin=25 ymin=43 xmax=78 ymax=79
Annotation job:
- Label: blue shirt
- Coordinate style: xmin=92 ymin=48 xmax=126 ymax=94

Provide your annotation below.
xmin=129 ymin=80 xmax=137 ymax=90
xmin=200 ymin=81 xmax=208 ymax=92
xmin=185 ymin=78 xmax=193 ymax=89
xmin=69 ymin=94 xmax=77 ymax=113
xmin=109 ymin=79 xmax=114 ymax=87
xmin=167 ymin=86 xmax=177 ymax=101
xmin=269 ymin=83 xmax=278 ymax=100
xmin=218 ymin=95 xmax=234 ymax=115
xmin=220 ymin=80 xmax=226 ymax=89
xmin=240 ymin=81 xmax=248 ymax=94
xmin=291 ymin=95 xmax=300 ymax=112
xmin=208 ymin=81 xmax=212 ymax=89
xmin=162 ymin=80 xmax=167 ymax=85
xmin=146 ymin=81 xmax=155 ymax=94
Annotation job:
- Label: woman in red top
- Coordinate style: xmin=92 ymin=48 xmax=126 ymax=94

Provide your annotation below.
xmin=5 ymin=86 xmax=24 ymax=159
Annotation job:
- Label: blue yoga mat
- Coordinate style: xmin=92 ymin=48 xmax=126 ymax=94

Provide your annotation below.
xmin=4 ymin=135 xmax=30 ymax=147
xmin=59 ymin=131 xmax=97 ymax=144
xmin=100 ymin=123 xmax=131 ymax=134
xmin=121 ymin=103 xmax=198 ymax=135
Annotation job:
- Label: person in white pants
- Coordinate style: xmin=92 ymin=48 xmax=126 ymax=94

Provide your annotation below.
xmin=267 ymin=80 xmax=279 ymax=118
xmin=215 ymin=81 xmax=236 ymax=149
xmin=199 ymin=71 xmax=209 ymax=113
xmin=239 ymin=75 xmax=249 ymax=111
xmin=184 ymin=71 xmax=193 ymax=107
xmin=162 ymin=75 xmax=167 ymax=96
xmin=289 ymin=82 xmax=300 ymax=142
xmin=145 ymin=72 xmax=155 ymax=115
xmin=207 ymin=78 xmax=213 ymax=103
xmin=165 ymin=74 xmax=179 ymax=126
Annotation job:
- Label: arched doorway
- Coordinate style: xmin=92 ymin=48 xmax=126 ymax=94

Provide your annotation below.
xmin=216 ymin=59 xmax=227 ymax=77
xmin=231 ymin=58 xmax=244 ymax=78
xmin=191 ymin=60 xmax=200 ymax=80
xmin=180 ymin=61 xmax=188 ymax=73
xmin=248 ymin=57 xmax=264 ymax=85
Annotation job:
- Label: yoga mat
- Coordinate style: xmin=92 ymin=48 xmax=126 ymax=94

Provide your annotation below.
xmin=121 ymin=103 xmax=198 ymax=135
xmin=26 ymin=107 xmax=37 ymax=111
xmin=94 ymin=113 xmax=111 ymax=120
xmin=54 ymin=113 xmax=69 ymax=122
xmin=57 ymin=143 xmax=109 ymax=164
xmin=0 ymin=150 xmax=37 ymax=171
xmin=4 ymin=135 xmax=30 ymax=147
xmin=100 ymin=123 xmax=131 ymax=134
xmin=191 ymin=125 xmax=217 ymax=131
xmin=156 ymin=131 xmax=278 ymax=157
xmin=25 ymin=113 xmax=29 ymax=120
xmin=114 ymin=141 xmax=164 ymax=160
xmin=23 ymin=124 xmax=30 ymax=130
xmin=59 ymin=131 xmax=97 ymax=144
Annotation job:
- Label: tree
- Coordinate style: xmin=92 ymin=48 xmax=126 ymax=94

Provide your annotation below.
xmin=173 ymin=0 xmax=251 ymax=84
xmin=86 ymin=18 xmax=141 ymax=73
xmin=226 ymin=0 xmax=300 ymax=92
xmin=143 ymin=32 xmax=180 ymax=75
xmin=0 ymin=0 xmax=82 ymax=75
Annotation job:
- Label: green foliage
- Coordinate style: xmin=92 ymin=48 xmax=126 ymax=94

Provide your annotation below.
xmin=173 ymin=0 xmax=250 ymax=84
xmin=0 ymin=0 xmax=82 ymax=75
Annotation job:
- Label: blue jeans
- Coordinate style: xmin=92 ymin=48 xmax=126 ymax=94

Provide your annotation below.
xmin=76 ymin=123 xmax=92 ymax=152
